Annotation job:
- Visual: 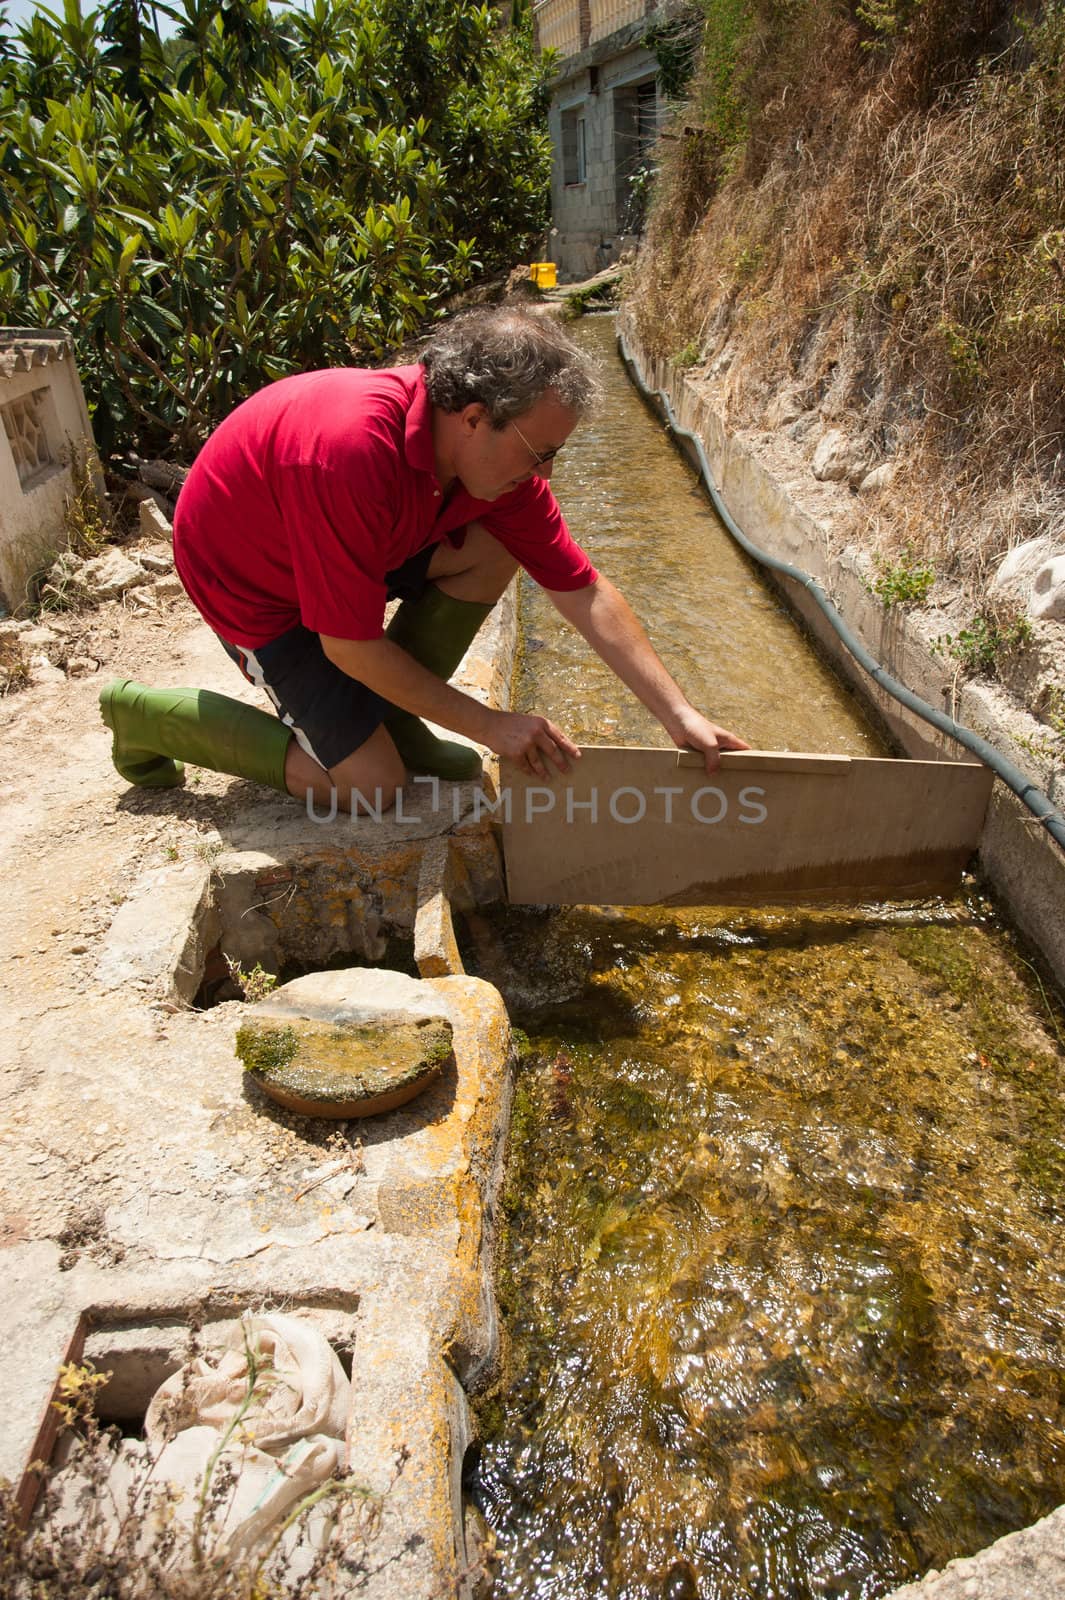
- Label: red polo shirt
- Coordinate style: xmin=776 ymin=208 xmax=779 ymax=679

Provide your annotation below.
xmin=173 ymin=363 xmax=597 ymax=648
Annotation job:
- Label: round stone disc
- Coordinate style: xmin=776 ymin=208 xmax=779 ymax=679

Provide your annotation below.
xmin=236 ymin=1014 xmax=454 ymax=1119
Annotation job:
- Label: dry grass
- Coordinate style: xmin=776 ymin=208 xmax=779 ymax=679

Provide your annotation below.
xmin=629 ymin=0 xmax=1065 ymax=625
xmin=0 ymin=633 xmax=31 ymax=695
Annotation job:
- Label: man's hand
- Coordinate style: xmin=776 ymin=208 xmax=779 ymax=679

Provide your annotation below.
xmin=669 ymin=705 xmax=751 ymax=774
xmin=320 ymin=635 xmax=580 ymax=776
xmin=484 ymin=710 xmax=580 ymax=778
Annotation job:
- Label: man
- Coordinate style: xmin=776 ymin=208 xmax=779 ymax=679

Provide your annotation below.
xmin=101 ymin=308 xmax=748 ymax=809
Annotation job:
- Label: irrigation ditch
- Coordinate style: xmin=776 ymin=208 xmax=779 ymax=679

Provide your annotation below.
xmin=5 ymin=310 xmax=1065 ymax=1600
xmin=462 ymin=312 xmax=1065 ymax=1600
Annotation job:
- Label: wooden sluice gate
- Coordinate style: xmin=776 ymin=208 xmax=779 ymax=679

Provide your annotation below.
xmin=499 ymin=747 xmax=994 ymax=906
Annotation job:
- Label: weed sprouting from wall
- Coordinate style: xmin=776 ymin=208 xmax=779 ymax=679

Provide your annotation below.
xmin=63 ymin=440 xmax=111 ymax=561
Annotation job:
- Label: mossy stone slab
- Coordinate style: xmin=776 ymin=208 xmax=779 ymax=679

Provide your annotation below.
xmin=236 ymin=1014 xmax=454 ymax=1118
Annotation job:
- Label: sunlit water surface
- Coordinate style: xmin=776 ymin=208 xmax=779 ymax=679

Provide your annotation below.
xmin=467 ymin=315 xmax=1065 ymax=1600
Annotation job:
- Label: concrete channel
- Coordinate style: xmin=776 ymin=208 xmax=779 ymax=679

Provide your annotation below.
xmin=616 ymin=314 xmax=1065 ymax=997
xmin=4 ymin=314 xmax=1064 ymax=1600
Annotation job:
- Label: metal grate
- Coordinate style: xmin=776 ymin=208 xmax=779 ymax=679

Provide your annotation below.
xmin=2 ymin=389 xmax=54 ymax=487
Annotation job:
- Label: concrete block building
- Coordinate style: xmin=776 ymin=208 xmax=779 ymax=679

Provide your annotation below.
xmin=533 ymin=0 xmax=675 ymax=280
xmin=0 ymin=329 xmax=98 ymax=612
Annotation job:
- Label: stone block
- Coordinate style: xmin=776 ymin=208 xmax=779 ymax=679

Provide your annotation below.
xmin=414 ymin=836 xmax=465 ymax=978
xmin=811 ymin=428 xmax=859 ymax=482
xmin=138 ymin=498 xmax=173 ymax=540
xmin=81 ymin=548 xmax=144 ymax=600
xmin=989 ymin=536 xmax=1055 ymax=603
xmin=766 ymin=387 xmax=807 ymax=428
xmin=96 ymin=861 xmax=219 ymax=1003
xmin=137 ymin=541 xmax=174 ymax=573
xmin=65 ymin=655 xmax=100 ymax=677
xmin=28 ymin=651 xmax=65 ymax=685
xmin=858 ymin=461 xmax=896 ymax=495
xmin=1030 ymin=553 xmax=1065 ymax=621
xmin=19 ymin=623 xmax=59 ymax=649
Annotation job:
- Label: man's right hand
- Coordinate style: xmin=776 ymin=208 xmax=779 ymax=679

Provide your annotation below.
xmin=322 ymin=634 xmax=579 ymax=777
xmin=484 ymin=709 xmax=580 ymax=778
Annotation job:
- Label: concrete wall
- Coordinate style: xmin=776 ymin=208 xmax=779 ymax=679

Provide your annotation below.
xmin=0 ymin=330 xmax=98 ymax=614
xmin=548 ymin=39 xmax=660 ymax=280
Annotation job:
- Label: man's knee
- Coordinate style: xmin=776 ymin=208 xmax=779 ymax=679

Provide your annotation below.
xmin=329 ymin=733 xmax=407 ymax=812
xmin=465 ymin=520 xmax=519 ymax=575
xmin=429 ymin=521 xmax=518 ymax=600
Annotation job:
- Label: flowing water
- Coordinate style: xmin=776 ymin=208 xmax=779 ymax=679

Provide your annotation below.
xmin=466 ymin=315 xmax=1065 ymax=1600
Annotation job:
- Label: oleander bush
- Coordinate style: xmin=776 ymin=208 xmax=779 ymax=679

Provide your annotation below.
xmin=0 ymin=0 xmax=551 ymax=455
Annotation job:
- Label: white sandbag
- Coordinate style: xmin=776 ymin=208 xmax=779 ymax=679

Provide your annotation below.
xmin=49 ymin=1427 xmax=343 ymax=1570
xmin=145 ymin=1312 xmax=350 ymax=1451
xmin=45 ymin=1312 xmax=353 ymax=1575
xmin=107 ymin=1425 xmax=343 ymax=1556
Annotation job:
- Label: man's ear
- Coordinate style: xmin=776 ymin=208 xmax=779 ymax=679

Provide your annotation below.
xmin=458 ymin=401 xmax=489 ymax=435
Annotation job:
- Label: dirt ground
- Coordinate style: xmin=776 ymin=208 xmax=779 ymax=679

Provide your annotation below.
xmin=0 ymin=564 xmax=281 ymax=1247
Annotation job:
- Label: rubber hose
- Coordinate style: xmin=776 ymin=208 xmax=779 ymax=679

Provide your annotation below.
xmin=616 ymin=329 xmax=1065 ymax=855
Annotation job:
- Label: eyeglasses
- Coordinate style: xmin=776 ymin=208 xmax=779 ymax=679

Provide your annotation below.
xmin=510 ymin=417 xmax=561 ymax=470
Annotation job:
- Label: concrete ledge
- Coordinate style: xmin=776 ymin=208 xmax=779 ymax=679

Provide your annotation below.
xmin=415 ymin=837 xmax=466 ymax=978
xmin=2 ymin=969 xmax=511 ymax=1599
xmin=94 ymin=581 xmax=519 ymax=1000
xmin=619 ymin=316 xmax=1065 ymax=991
xmin=886 ymin=1502 xmax=1065 ymax=1600
xmin=3 ymin=578 xmax=520 ymax=1597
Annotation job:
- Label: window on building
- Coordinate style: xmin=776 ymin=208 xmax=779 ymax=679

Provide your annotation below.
xmin=1 ymin=389 xmax=57 ymax=491
xmin=561 ymin=105 xmax=587 ymax=185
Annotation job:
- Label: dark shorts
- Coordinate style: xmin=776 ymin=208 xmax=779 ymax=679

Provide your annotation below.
xmin=217 ymin=542 xmax=438 ymax=771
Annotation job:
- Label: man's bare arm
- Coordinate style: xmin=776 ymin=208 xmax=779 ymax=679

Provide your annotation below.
xmin=320 ymin=634 xmax=578 ymax=777
xmin=545 ymin=576 xmax=750 ymax=771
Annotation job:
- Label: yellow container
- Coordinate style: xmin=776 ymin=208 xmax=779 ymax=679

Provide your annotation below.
xmin=530 ymin=261 xmax=557 ymax=289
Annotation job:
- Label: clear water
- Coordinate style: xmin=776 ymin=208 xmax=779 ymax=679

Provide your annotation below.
xmin=467 ymin=315 xmax=1065 ymax=1600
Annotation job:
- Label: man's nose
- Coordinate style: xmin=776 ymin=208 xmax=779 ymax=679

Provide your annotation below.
xmin=535 ymin=457 xmax=555 ymax=480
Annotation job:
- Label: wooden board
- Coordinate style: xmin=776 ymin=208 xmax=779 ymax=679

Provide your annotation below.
xmin=499 ymin=747 xmax=994 ymax=906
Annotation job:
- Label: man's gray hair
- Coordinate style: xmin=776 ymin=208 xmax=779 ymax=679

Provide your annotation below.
xmin=421 ymin=307 xmax=601 ymax=426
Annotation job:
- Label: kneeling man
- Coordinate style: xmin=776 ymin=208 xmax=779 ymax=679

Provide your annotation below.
xmin=101 ymin=309 xmax=748 ymax=810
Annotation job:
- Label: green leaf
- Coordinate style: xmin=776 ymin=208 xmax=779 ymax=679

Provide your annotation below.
xmin=118 ymin=232 xmax=142 ymax=278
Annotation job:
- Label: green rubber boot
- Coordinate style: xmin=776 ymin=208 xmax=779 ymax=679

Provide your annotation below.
xmin=384 ymin=585 xmax=493 ymax=781
xmin=99 ymin=680 xmax=292 ymax=793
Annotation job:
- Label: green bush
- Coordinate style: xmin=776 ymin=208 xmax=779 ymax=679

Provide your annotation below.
xmin=938 ymin=611 xmax=1033 ymax=676
xmin=696 ymin=0 xmax=752 ymax=152
xmin=870 ymin=547 xmax=935 ymax=608
xmin=0 ymin=0 xmax=551 ymax=455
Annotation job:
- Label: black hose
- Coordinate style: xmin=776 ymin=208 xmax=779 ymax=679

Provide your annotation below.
xmin=616 ymin=328 xmax=1065 ymax=854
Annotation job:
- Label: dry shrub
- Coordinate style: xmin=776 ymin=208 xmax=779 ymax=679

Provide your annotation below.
xmin=0 ymin=633 xmax=31 ymax=696
xmin=629 ymin=0 xmax=1065 ymax=611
